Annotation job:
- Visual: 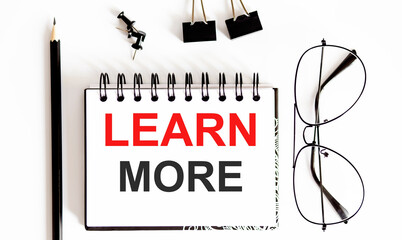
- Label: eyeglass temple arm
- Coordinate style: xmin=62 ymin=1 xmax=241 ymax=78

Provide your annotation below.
xmin=310 ymin=146 xmax=349 ymax=220
xmin=310 ymin=48 xmax=355 ymax=218
xmin=314 ymin=50 xmax=357 ymax=114
xmin=320 ymin=50 xmax=357 ymax=91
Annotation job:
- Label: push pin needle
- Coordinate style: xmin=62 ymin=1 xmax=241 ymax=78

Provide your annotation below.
xmin=132 ymin=49 xmax=137 ymax=61
xmin=116 ymin=27 xmax=128 ymax=32
xmin=116 ymin=26 xmax=139 ymax=33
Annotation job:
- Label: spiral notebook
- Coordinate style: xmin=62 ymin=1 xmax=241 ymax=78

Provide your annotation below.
xmin=85 ymin=73 xmax=279 ymax=230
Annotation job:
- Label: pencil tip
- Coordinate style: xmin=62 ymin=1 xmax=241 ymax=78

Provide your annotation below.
xmin=51 ymin=18 xmax=58 ymax=41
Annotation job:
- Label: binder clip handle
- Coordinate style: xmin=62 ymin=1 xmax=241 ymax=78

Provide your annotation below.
xmin=191 ymin=0 xmax=208 ymax=24
xmin=230 ymin=0 xmax=250 ymax=20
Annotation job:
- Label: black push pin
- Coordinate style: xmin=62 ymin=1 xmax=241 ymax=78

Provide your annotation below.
xmin=117 ymin=11 xmax=146 ymax=60
xmin=225 ymin=0 xmax=263 ymax=39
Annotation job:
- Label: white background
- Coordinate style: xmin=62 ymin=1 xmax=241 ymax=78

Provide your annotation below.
xmin=0 ymin=0 xmax=400 ymax=239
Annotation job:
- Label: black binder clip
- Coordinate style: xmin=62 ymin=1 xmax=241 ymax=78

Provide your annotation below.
xmin=219 ymin=73 xmax=226 ymax=101
xmin=99 ymin=73 xmax=110 ymax=102
xmin=185 ymin=73 xmax=193 ymax=102
xmin=133 ymin=73 xmax=143 ymax=102
xmin=182 ymin=0 xmax=216 ymax=42
xmin=151 ymin=73 xmax=159 ymax=102
xmin=235 ymin=73 xmax=243 ymax=101
xmin=225 ymin=0 xmax=263 ymax=39
xmin=117 ymin=11 xmax=146 ymax=60
xmin=201 ymin=72 xmax=210 ymax=101
xmin=117 ymin=73 xmax=126 ymax=102
xmin=167 ymin=73 xmax=176 ymax=102
xmin=252 ymin=73 xmax=260 ymax=101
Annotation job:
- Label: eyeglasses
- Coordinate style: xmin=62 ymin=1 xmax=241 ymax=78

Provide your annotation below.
xmin=292 ymin=40 xmax=366 ymax=231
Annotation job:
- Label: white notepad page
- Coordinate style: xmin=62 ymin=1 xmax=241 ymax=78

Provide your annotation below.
xmin=85 ymin=86 xmax=278 ymax=230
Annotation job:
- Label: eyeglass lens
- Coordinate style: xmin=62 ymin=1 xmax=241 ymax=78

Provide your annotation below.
xmin=295 ymin=46 xmax=365 ymax=125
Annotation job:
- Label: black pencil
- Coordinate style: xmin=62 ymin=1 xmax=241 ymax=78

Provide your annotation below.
xmin=50 ymin=18 xmax=62 ymax=240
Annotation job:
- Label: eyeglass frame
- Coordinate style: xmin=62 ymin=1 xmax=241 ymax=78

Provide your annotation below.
xmin=292 ymin=40 xmax=367 ymax=230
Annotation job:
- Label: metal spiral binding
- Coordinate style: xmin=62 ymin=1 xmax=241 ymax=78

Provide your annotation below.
xmin=201 ymin=72 xmax=209 ymax=101
xmin=151 ymin=73 xmax=160 ymax=102
xmin=117 ymin=73 xmax=126 ymax=102
xmin=167 ymin=73 xmax=176 ymax=102
xmin=97 ymin=72 xmax=262 ymax=102
xmin=253 ymin=73 xmax=260 ymax=101
xmin=134 ymin=73 xmax=143 ymax=102
xmin=235 ymin=73 xmax=243 ymax=101
xmin=99 ymin=73 xmax=110 ymax=102
xmin=185 ymin=73 xmax=193 ymax=102
xmin=219 ymin=73 xmax=226 ymax=101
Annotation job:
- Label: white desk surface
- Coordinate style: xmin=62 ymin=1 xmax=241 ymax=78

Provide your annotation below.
xmin=0 ymin=0 xmax=400 ymax=239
